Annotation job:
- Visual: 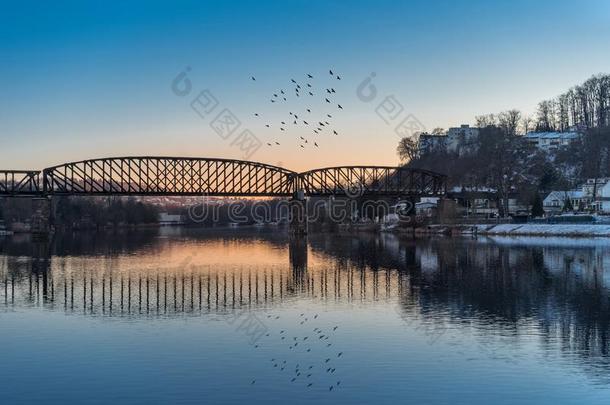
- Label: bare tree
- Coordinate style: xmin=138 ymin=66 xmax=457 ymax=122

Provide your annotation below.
xmin=397 ymin=136 xmax=419 ymax=163
xmin=520 ymin=115 xmax=534 ymax=135
xmin=498 ymin=109 xmax=521 ymax=136
xmin=536 ymin=100 xmax=556 ymax=131
xmin=475 ymin=114 xmax=496 ymax=128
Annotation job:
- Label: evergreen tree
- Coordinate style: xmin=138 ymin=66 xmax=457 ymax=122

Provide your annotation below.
xmin=531 ymin=193 xmax=544 ymax=217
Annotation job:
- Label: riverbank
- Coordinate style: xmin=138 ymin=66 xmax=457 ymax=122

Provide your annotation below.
xmin=473 ymin=223 xmax=610 ymax=237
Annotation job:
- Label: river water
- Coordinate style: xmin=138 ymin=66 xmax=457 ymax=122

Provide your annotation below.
xmin=1 ymin=228 xmax=609 ymax=404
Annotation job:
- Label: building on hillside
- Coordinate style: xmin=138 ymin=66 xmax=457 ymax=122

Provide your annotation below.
xmin=446 ymin=125 xmax=479 ymax=154
xmin=418 ymin=133 xmax=447 ymax=154
xmin=524 ymin=131 xmax=580 ymax=152
xmin=417 ymin=124 xmax=479 ymax=156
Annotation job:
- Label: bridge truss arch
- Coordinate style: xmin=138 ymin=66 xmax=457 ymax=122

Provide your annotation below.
xmin=42 ymin=157 xmax=297 ymax=196
xmin=297 ymin=166 xmax=447 ymax=197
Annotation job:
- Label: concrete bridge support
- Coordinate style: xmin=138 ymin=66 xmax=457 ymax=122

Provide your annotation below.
xmin=289 ymin=190 xmax=308 ymax=235
xmin=289 ymin=233 xmax=308 ymax=289
xmin=31 ymin=197 xmax=54 ymax=236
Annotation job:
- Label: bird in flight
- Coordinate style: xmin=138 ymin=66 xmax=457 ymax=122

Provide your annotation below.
xmin=251 ymin=76 xmax=256 ymax=81
xmin=336 ymin=76 xmax=341 ymax=80
xmin=307 ymin=74 xmax=313 ymax=78
xmin=329 ymin=69 xmax=333 ymax=75
xmin=325 ymin=98 xmax=330 ymax=103
xmin=291 ymin=79 xmax=296 ymax=83
xmin=308 ymin=92 xmax=313 ymax=96
xmin=338 ymin=104 xmax=343 ymax=109
xmin=333 ymin=130 xmax=338 ymax=135
xmin=314 ymin=142 xmax=319 ymax=147
xmin=275 ymin=141 xmax=280 ymax=145
xmin=307 ymin=109 xmax=311 ymax=113
xmin=254 ymin=113 xmax=259 ymax=117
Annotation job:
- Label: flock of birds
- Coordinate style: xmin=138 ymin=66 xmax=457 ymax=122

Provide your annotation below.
xmin=249 ymin=311 xmax=344 ymax=391
xmin=250 ymin=70 xmax=343 ymax=150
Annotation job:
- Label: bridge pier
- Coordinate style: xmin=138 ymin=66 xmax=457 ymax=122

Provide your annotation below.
xmin=289 ymin=233 xmax=308 ymax=288
xmin=31 ymin=197 xmax=54 ymax=236
xmin=289 ymin=190 xmax=308 ymax=235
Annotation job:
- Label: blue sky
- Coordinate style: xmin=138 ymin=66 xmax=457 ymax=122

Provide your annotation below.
xmin=1 ymin=0 xmax=609 ymax=170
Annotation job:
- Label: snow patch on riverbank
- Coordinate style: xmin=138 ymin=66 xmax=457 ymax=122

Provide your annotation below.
xmin=475 ymin=223 xmax=610 ymax=237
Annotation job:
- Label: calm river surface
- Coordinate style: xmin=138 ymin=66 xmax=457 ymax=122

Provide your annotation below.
xmin=1 ymin=228 xmax=610 ymax=404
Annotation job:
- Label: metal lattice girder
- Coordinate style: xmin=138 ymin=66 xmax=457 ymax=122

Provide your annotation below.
xmin=1 ymin=157 xmax=446 ymax=197
xmin=43 ymin=157 xmax=298 ymax=196
xmin=298 ymin=166 xmax=447 ymax=197
xmin=0 ymin=170 xmax=41 ymax=196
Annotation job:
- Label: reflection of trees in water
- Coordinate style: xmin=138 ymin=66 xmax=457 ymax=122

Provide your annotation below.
xmin=307 ymin=234 xmax=610 ymax=381
xmin=405 ymin=239 xmax=610 ymax=383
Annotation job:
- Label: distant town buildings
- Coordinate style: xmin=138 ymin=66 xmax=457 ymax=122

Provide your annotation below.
xmin=419 ymin=124 xmax=581 ymax=156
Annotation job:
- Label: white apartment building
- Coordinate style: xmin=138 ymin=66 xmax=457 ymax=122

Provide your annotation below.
xmin=524 ymin=131 xmax=580 ymax=152
xmin=418 ymin=124 xmax=479 ymax=155
xmin=446 ymin=124 xmax=479 ymax=154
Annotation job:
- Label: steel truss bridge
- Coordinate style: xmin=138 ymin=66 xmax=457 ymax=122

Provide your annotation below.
xmin=1 ymin=157 xmax=446 ymax=197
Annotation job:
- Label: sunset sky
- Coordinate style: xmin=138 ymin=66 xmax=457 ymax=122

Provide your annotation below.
xmin=1 ymin=0 xmax=609 ymax=172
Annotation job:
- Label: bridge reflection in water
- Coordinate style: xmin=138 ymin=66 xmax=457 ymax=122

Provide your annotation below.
xmin=0 ymin=236 xmax=408 ymax=316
